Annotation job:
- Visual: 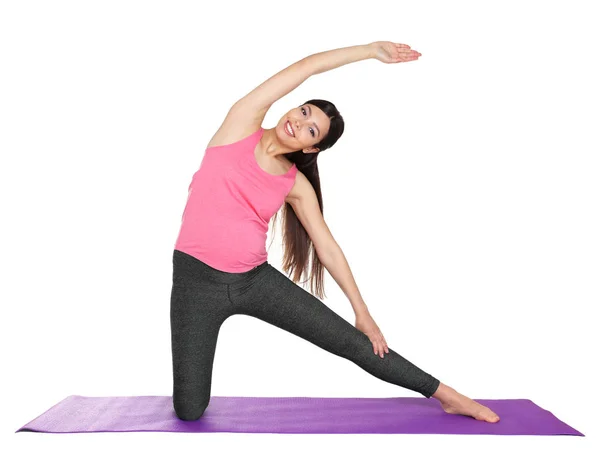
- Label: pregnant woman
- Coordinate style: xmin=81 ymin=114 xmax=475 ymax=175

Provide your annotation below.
xmin=170 ymin=41 xmax=500 ymax=423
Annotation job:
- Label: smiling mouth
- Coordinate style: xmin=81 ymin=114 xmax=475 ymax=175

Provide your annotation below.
xmin=285 ymin=120 xmax=295 ymax=137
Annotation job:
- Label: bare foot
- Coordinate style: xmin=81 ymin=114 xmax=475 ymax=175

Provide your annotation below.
xmin=432 ymin=382 xmax=500 ymax=423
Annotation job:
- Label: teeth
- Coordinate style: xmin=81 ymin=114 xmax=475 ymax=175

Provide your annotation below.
xmin=286 ymin=121 xmax=294 ymax=137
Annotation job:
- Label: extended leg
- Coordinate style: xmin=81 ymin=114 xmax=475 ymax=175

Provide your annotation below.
xmin=231 ymin=264 xmax=440 ymax=398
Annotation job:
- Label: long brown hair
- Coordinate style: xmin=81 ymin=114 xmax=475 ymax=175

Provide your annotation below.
xmin=270 ymin=99 xmax=345 ymax=299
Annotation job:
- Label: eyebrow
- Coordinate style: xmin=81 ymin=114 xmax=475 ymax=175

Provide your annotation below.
xmin=306 ymin=105 xmax=321 ymax=137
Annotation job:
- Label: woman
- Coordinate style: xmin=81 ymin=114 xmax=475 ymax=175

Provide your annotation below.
xmin=170 ymin=41 xmax=500 ymax=423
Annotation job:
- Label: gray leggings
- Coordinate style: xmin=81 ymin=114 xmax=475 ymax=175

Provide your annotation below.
xmin=170 ymin=249 xmax=441 ymax=421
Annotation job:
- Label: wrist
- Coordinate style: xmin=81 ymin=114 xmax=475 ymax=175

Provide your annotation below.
xmin=365 ymin=42 xmax=376 ymax=59
xmin=354 ymin=304 xmax=370 ymax=317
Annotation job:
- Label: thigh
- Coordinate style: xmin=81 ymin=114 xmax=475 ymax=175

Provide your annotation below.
xmin=170 ymin=278 xmax=232 ymax=419
xmin=231 ymin=264 xmax=370 ymax=360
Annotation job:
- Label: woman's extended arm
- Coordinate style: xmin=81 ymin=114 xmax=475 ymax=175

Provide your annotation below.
xmin=289 ymin=173 xmax=396 ymax=358
xmin=233 ymin=44 xmax=373 ymax=116
xmin=300 ymin=43 xmax=374 ymax=76
xmin=233 ymin=42 xmax=420 ymax=116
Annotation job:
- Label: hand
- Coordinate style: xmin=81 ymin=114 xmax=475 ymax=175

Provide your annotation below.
xmin=369 ymin=41 xmax=421 ymax=64
xmin=355 ymin=311 xmax=389 ymax=358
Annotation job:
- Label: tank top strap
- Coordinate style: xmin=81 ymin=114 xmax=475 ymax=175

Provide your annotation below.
xmin=205 ymin=128 xmax=263 ymax=152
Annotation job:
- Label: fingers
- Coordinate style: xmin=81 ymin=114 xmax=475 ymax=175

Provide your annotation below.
xmin=381 ymin=335 xmax=389 ymax=354
xmin=398 ymin=50 xmax=421 ymax=59
xmin=395 ymin=45 xmax=422 ymax=62
xmin=371 ymin=334 xmax=390 ymax=358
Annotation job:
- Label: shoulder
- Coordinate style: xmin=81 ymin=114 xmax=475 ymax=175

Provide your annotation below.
xmin=285 ymin=170 xmax=314 ymax=206
xmin=206 ymin=101 xmax=269 ymax=148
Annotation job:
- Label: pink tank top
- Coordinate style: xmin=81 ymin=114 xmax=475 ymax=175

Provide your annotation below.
xmin=174 ymin=127 xmax=298 ymax=272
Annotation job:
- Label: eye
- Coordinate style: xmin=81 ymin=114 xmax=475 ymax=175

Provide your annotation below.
xmin=301 ymin=107 xmax=315 ymax=137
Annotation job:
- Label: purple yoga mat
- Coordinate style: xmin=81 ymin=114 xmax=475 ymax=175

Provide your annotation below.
xmin=16 ymin=395 xmax=583 ymax=436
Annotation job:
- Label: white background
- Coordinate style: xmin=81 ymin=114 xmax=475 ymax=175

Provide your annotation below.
xmin=2 ymin=0 xmax=598 ymax=450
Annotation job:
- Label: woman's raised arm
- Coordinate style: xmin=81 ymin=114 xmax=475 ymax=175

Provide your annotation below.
xmin=237 ymin=44 xmax=372 ymax=111
xmin=233 ymin=42 xmax=420 ymax=116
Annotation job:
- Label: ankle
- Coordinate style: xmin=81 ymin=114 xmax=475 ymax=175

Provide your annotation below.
xmin=431 ymin=382 xmax=453 ymax=401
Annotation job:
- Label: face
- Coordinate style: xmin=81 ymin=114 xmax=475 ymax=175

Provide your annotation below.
xmin=278 ymin=104 xmax=331 ymax=153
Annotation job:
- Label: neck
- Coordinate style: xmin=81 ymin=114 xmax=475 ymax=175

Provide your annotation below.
xmin=262 ymin=127 xmax=295 ymax=158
